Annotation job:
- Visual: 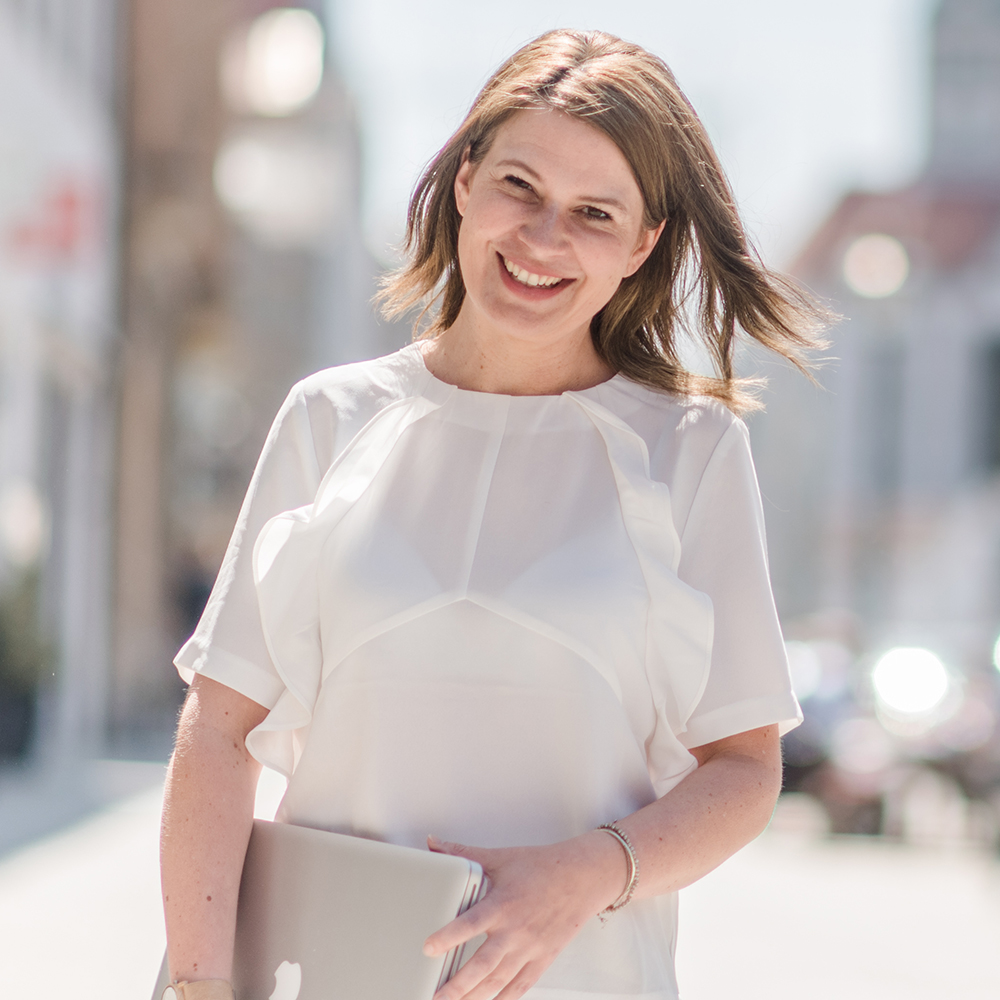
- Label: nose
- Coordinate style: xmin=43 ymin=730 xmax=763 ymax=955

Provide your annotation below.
xmin=519 ymin=203 xmax=567 ymax=255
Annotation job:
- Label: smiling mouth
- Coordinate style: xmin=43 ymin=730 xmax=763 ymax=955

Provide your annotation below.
xmin=501 ymin=254 xmax=566 ymax=288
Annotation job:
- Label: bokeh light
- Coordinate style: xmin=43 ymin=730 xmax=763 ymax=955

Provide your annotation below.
xmin=785 ymin=640 xmax=822 ymax=700
xmin=0 ymin=479 xmax=50 ymax=567
xmin=221 ymin=8 xmax=325 ymax=117
xmin=935 ymin=695 xmax=995 ymax=752
xmin=842 ymin=233 xmax=909 ymax=298
xmin=992 ymin=633 xmax=1000 ymax=672
xmin=871 ymin=647 xmax=950 ymax=717
xmin=214 ymin=132 xmax=343 ymax=245
xmin=830 ymin=716 xmax=896 ymax=774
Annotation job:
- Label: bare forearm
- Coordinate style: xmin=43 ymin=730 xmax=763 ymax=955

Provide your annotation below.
xmin=426 ymin=727 xmax=782 ymax=1000
xmin=611 ymin=727 xmax=781 ymax=900
xmin=161 ymin=680 xmax=267 ymax=983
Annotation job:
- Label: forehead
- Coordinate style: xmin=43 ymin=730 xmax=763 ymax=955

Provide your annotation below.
xmin=485 ymin=109 xmax=642 ymax=207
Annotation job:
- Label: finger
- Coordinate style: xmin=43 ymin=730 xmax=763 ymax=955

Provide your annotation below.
xmin=427 ymin=835 xmax=467 ymax=855
xmin=427 ymin=836 xmax=493 ymax=866
xmin=424 ymin=896 xmax=495 ymax=957
xmin=492 ymin=960 xmax=546 ymax=1000
xmin=432 ymin=942 xmax=508 ymax=1000
xmin=454 ymin=959 xmax=518 ymax=1000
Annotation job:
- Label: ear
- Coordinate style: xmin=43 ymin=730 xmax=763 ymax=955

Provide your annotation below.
xmin=624 ymin=219 xmax=666 ymax=277
xmin=454 ymin=148 xmax=475 ymax=218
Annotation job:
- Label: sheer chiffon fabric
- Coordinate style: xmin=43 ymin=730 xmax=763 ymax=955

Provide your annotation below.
xmin=175 ymin=344 xmax=800 ymax=1000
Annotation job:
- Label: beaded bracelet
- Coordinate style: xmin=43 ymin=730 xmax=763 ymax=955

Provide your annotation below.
xmin=597 ymin=821 xmax=639 ymax=914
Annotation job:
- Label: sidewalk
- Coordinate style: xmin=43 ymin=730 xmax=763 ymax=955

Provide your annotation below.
xmin=676 ymin=826 xmax=1000 ymax=999
xmin=1 ymin=779 xmax=998 ymax=999
xmin=0 ymin=784 xmax=165 ymax=997
xmin=0 ymin=758 xmax=168 ymax=856
xmin=0 ymin=766 xmax=287 ymax=999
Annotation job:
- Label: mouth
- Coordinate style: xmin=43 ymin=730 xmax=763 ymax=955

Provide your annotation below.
xmin=499 ymin=253 xmax=569 ymax=292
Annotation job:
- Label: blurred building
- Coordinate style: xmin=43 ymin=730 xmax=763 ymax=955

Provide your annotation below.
xmin=0 ymin=1 xmax=397 ymax=766
xmin=754 ymin=0 xmax=1000 ymax=677
xmin=112 ymin=0 xmax=400 ymax=751
xmin=0 ymin=0 xmax=121 ymax=764
xmin=753 ymin=0 xmax=1000 ymax=836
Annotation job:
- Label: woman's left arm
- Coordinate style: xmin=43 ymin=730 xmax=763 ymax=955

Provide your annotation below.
xmin=425 ymin=723 xmax=782 ymax=1000
xmin=613 ymin=722 xmax=782 ymax=898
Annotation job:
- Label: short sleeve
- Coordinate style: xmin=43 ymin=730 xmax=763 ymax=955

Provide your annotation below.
xmin=173 ymin=383 xmax=325 ymax=708
xmin=674 ymin=419 xmax=801 ymax=748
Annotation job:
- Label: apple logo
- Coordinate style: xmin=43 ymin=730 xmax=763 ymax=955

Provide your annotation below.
xmin=269 ymin=960 xmax=302 ymax=1000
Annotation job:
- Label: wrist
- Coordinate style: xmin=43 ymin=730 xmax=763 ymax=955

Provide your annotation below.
xmin=162 ymin=980 xmax=234 ymax=1000
xmin=575 ymin=828 xmax=632 ymax=913
xmin=595 ymin=822 xmax=639 ymax=914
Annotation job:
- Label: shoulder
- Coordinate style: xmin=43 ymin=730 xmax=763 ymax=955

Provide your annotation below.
xmin=275 ymin=345 xmax=426 ymax=472
xmin=289 ymin=344 xmax=423 ymax=416
xmin=594 ymin=377 xmax=753 ymax=537
xmin=595 ymin=376 xmax=746 ymax=466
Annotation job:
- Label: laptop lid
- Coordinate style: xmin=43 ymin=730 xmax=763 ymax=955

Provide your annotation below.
xmin=153 ymin=820 xmax=486 ymax=1000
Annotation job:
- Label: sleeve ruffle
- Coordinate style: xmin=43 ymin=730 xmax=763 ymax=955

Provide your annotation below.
xmin=569 ymin=394 xmax=714 ymax=797
xmin=246 ymin=395 xmax=441 ymax=776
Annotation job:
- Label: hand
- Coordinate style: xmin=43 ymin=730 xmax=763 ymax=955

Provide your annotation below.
xmin=423 ymin=832 xmax=627 ymax=1000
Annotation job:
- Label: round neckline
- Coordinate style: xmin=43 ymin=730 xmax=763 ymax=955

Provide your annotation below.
xmin=403 ymin=341 xmax=624 ymax=401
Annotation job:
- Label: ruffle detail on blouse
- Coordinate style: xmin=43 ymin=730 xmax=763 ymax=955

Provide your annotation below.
xmin=568 ymin=393 xmax=714 ymax=790
xmin=248 ymin=393 xmax=442 ymax=775
xmin=245 ymin=377 xmax=713 ymax=789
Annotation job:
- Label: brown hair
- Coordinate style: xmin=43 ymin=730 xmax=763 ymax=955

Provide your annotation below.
xmin=379 ymin=29 xmax=827 ymax=413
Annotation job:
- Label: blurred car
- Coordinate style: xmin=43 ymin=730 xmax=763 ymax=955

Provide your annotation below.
xmin=780 ymin=634 xmax=1000 ymax=847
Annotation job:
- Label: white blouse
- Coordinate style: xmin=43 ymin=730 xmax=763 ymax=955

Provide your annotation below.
xmin=176 ymin=343 xmax=800 ymax=1000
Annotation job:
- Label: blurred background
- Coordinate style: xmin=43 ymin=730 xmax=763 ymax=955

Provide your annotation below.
xmin=1 ymin=0 xmax=999 ymax=996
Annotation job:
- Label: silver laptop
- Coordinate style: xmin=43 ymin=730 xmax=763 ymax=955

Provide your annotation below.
xmin=152 ymin=820 xmax=487 ymax=1000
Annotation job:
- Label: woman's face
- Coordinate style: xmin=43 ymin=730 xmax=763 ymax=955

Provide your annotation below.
xmin=453 ymin=109 xmax=663 ymax=348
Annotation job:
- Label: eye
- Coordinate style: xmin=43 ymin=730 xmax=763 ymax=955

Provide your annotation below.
xmin=581 ymin=205 xmax=612 ymax=221
xmin=504 ymin=174 xmax=534 ymax=192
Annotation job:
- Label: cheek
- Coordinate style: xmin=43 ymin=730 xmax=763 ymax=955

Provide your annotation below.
xmin=458 ymin=203 xmax=499 ymax=267
xmin=458 ymin=198 xmax=531 ymax=283
xmin=455 ymin=227 xmax=481 ymax=296
xmin=468 ymin=189 xmax=524 ymax=237
xmin=578 ymin=233 xmax=637 ymax=288
xmin=456 ymin=213 xmax=503 ymax=296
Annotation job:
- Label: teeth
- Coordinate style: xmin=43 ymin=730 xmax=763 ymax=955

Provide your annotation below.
xmin=502 ymin=256 xmax=562 ymax=288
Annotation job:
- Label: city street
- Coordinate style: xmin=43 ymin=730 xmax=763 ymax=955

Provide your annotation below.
xmin=676 ymin=814 xmax=1000 ymax=999
xmin=1 ymin=776 xmax=998 ymax=999
xmin=3 ymin=4 xmax=1000 ymax=1000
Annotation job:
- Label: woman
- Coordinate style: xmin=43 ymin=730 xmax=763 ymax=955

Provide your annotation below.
xmin=160 ymin=29 xmax=823 ymax=1000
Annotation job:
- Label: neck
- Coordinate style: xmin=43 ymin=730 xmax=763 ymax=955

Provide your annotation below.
xmin=420 ymin=311 xmax=615 ymax=396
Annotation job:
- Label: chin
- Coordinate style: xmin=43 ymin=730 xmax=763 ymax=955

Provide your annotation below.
xmin=481 ymin=303 xmax=568 ymax=341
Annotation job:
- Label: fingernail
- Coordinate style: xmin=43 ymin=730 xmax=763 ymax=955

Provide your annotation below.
xmin=423 ymin=941 xmax=435 ymax=957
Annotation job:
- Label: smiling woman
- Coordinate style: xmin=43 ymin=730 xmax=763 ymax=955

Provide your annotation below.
xmin=381 ymin=29 xmax=826 ymax=408
xmin=440 ymin=110 xmax=663 ymax=394
xmin=160 ymin=28 xmax=827 ymax=1000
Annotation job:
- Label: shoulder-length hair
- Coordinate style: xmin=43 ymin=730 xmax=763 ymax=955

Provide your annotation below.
xmin=379 ymin=29 xmax=827 ymax=413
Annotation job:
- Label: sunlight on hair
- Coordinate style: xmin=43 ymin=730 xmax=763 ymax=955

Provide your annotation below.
xmin=221 ymin=8 xmax=324 ymax=117
xmin=872 ymin=647 xmax=949 ymax=717
xmin=842 ymin=233 xmax=909 ymax=298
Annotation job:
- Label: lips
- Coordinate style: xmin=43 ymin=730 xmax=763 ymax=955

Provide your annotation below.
xmin=501 ymin=254 xmax=564 ymax=288
xmin=496 ymin=253 xmax=571 ymax=296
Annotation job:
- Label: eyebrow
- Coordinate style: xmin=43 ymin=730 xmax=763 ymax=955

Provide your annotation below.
xmin=494 ymin=158 xmax=631 ymax=214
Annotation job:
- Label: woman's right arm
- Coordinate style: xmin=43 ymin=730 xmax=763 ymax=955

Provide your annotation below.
xmin=161 ymin=675 xmax=270 ymax=985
